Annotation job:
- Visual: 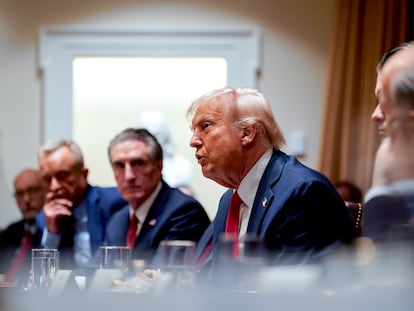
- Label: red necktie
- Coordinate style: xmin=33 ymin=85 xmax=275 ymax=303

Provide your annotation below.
xmin=126 ymin=213 xmax=139 ymax=249
xmin=5 ymin=231 xmax=31 ymax=282
xmin=225 ymin=191 xmax=242 ymax=258
xmin=226 ymin=191 xmax=242 ymax=233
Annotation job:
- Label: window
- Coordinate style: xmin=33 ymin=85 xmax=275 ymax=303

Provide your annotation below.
xmin=39 ymin=26 xmax=261 ymax=218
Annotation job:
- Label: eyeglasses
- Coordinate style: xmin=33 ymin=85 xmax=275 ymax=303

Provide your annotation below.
xmin=14 ymin=186 xmax=43 ymax=199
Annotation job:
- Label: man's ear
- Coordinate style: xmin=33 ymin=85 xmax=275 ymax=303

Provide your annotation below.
xmin=240 ymin=124 xmax=257 ymax=146
xmin=82 ymin=167 xmax=89 ymax=179
xmin=407 ymin=109 xmax=414 ymax=131
xmin=408 ymin=109 xmax=414 ymax=120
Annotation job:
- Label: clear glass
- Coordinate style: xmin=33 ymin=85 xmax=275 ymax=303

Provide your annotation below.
xmin=31 ymin=248 xmax=59 ymax=291
xmin=217 ymin=234 xmax=266 ymax=292
xmin=158 ymin=240 xmax=196 ymax=290
xmin=99 ymin=246 xmax=131 ymax=271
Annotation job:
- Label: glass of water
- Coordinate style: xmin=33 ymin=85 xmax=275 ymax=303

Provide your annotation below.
xmin=31 ymin=248 xmax=59 ymax=291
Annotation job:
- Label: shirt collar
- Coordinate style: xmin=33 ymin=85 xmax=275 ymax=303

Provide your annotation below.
xmin=238 ymin=149 xmax=273 ymax=208
xmin=388 ymin=179 xmax=414 ymax=193
xmin=24 ymin=222 xmax=38 ymax=235
xmin=130 ymin=181 xmax=162 ymax=224
xmin=365 ymin=179 xmax=414 ymax=203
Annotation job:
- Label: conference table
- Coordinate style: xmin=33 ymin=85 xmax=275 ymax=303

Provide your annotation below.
xmin=2 ymin=238 xmax=414 ymax=311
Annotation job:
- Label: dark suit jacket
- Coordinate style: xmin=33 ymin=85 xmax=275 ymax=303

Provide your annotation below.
xmin=105 ymin=181 xmax=210 ymax=267
xmin=362 ymin=194 xmax=412 ymax=242
xmin=0 ymin=218 xmax=43 ymax=286
xmin=38 ymin=185 xmax=127 ymax=269
xmin=197 ymin=149 xmax=354 ymax=275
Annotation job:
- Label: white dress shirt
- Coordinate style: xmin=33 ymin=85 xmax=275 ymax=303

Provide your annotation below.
xmin=237 ymin=149 xmax=273 ymax=237
xmin=130 ymin=182 xmax=162 ymax=236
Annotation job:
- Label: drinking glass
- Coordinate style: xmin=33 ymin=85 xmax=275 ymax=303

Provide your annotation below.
xmin=99 ymin=246 xmax=131 ymax=271
xmin=217 ymin=234 xmax=265 ymax=292
xmin=158 ymin=240 xmax=196 ymax=290
xmin=31 ymin=248 xmax=59 ymax=291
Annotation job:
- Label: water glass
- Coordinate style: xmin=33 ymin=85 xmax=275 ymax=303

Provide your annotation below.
xmin=158 ymin=240 xmax=196 ymax=290
xmin=31 ymin=248 xmax=59 ymax=291
xmin=217 ymin=234 xmax=265 ymax=292
xmin=99 ymin=246 xmax=131 ymax=271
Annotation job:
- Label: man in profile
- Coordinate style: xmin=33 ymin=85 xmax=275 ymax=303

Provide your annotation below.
xmin=188 ymin=87 xmax=354 ymax=278
xmin=363 ymin=42 xmax=414 ymax=241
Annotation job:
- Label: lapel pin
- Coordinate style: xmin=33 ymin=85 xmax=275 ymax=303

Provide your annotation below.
xmin=149 ymin=219 xmax=157 ymax=226
xmin=262 ymin=197 xmax=267 ymax=208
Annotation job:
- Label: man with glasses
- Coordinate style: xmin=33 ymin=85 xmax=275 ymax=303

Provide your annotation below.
xmin=37 ymin=139 xmax=127 ymax=270
xmin=0 ymin=168 xmax=45 ymax=286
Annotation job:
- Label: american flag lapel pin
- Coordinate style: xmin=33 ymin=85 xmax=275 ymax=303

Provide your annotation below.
xmin=262 ymin=197 xmax=267 ymax=208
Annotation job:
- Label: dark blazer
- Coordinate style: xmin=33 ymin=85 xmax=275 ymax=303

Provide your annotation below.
xmin=198 ymin=149 xmax=354 ymax=274
xmin=105 ymin=181 xmax=210 ymax=266
xmin=38 ymin=185 xmax=127 ymax=269
xmin=362 ymin=194 xmax=412 ymax=242
xmin=0 ymin=218 xmax=43 ymax=286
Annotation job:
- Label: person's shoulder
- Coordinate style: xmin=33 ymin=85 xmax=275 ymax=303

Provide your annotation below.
xmin=362 ymin=193 xmax=411 ymax=240
xmin=89 ymin=184 xmax=119 ymax=194
xmin=108 ymin=204 xmax=129 ymax=218
xmin=277 ymin=154 xmax=333 ymax=186
xmin=87 ymin=185 xmax=127 ymax=213
xmin=88 ymin=185 xmax=124 ymax=200
xmin=163 ymin=184 xmax=201 ymax=204
xmin=0 ymin=219 xmax=25 ymax=245
xmin=160 ymin=184 xmax=209 ymax=219
xmin=365 ymin=192 xmax=407 ymax=211
xmin=2 ymin=219 xmax=24 ymax=233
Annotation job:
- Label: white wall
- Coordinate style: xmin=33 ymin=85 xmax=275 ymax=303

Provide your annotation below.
xmin=0 ymin=0 xmax=335 ymax=227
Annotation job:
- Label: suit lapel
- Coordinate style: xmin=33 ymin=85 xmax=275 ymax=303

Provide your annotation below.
xmin=133 ymin=183 xmax=168 ymax=248
xmin=114 ymin=207 xmax=130 ymax=244
xmin=212 ymin=190 xmax=232 ymax=246
xmin=195 ymin=224 xmax=212 ymax=258
xmin=248 ymin=150 xmax=288 ymax=234
xmin=85 ymin=186 xmax=103 ymax=254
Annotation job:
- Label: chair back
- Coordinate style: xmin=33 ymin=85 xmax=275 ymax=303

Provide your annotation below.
xmin=345 ymin=201 xmax=363 ymax=237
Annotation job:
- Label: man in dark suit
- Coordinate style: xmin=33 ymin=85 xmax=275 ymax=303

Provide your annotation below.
xmin=105 ymin=128 xmax=210 ymax=266
xmin=188 ymin=87 xmax=354 ymax=278
xmin=363 ymin=42 xmax=414 ymax=242
xmin=37 ymin=139 xmax=127 ymax=270
xmin=0 ymin=168 xmax=46 ymax=287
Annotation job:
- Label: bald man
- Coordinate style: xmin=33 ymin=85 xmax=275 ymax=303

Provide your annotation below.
xmin=0 ymin=168 xmax=46 ymax=286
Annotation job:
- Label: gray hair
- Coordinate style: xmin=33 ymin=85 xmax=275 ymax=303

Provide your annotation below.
xmin=390 ymin=63 xmax=414 ymax=111
xmin=38 ymin=139 xmax=84 ymax=169
xmin=107 ymin=128 xmax=163 ymax=162
xmin=187 ymin=87 xmax=285 ymax=149
xmin=377 ymin=41 xmax=414 ymax=71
